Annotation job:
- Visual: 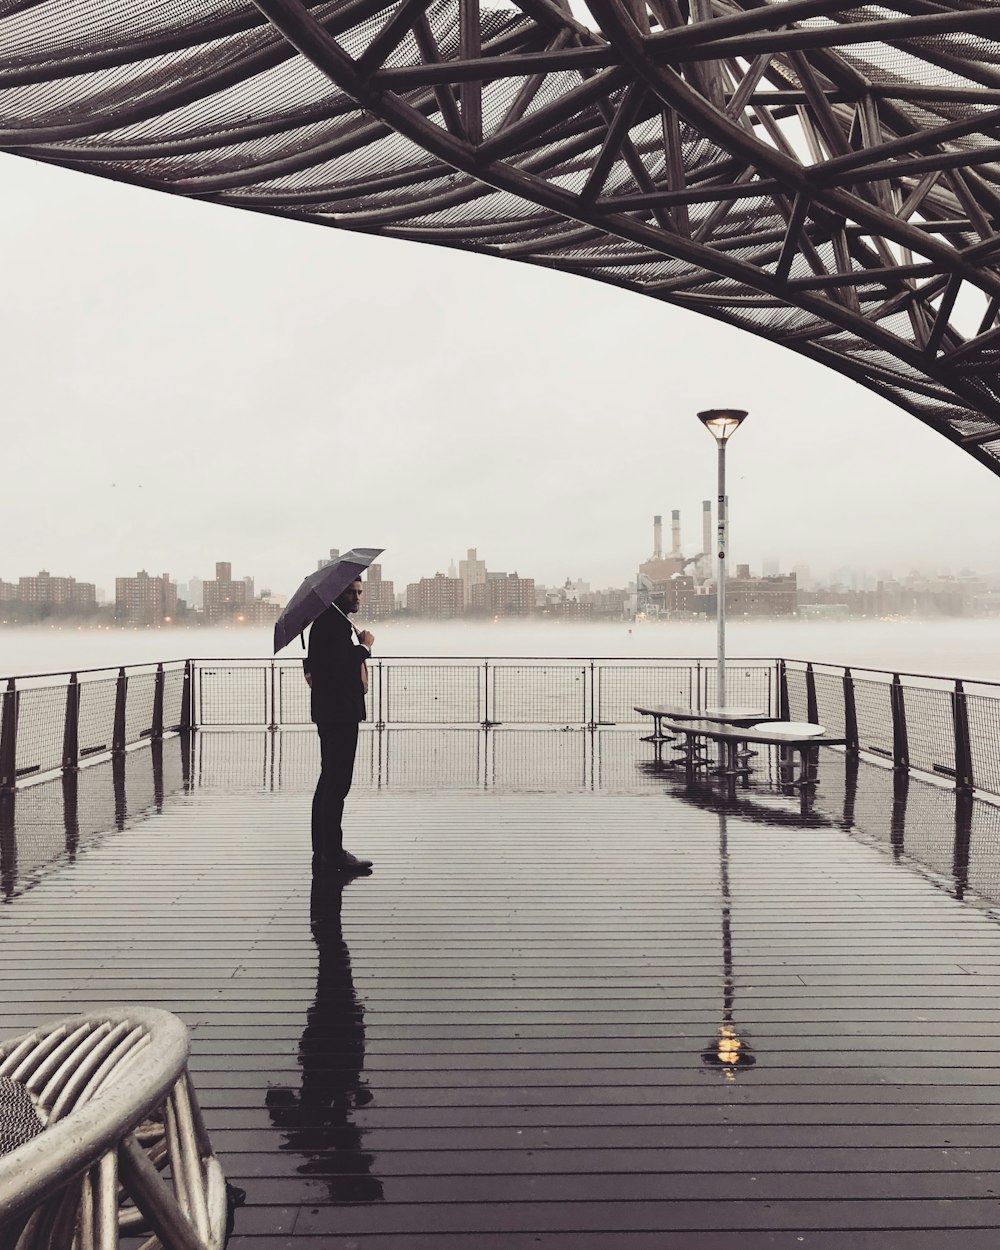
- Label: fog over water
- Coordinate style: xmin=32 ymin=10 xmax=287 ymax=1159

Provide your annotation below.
xmin=3 ymin=618 xmax=999 ymax=683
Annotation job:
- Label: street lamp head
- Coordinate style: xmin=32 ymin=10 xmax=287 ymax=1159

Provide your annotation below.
xmin=698 ymin=408 xmax=748 ymax=444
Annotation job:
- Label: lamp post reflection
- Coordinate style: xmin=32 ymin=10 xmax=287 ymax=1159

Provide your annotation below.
xmin=700 ymin=812 xmax=755 ymax=1081
xmin=265 ymin=877 xmax=383 ymax=1203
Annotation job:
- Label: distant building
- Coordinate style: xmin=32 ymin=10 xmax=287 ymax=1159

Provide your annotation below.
xmin=364 ymin=564 xmax=396 ymax=620
xmin=458 ymin=548 xmax=487 ymax=607
xmin=115 ymin=571 xmax=178 ymax=626
xmin=17 ymin=570 xmax=97 ymax=612
xmin=406 ymin=573 xmax=464 ymax=618
xmin=725 ymin=571 xmax=798 ymax=616
xmin=240 ymin=598 xmax=281 ymax=626
xmin=202 ymin=561 xmax=251 ymax=623
xmin=318 ymin=548 xmax=340 ymax=570
xmin=469 ymin=573 xmax=535 ymax=616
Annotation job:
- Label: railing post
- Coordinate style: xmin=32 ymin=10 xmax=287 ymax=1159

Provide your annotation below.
xmin=151 ymin=665 xmax=164 ymax=742
xmin=482 ymin=659 xmax=491 ymax=730
xmin=377 ymin=659 xmax=385 ymax=731
xmin=268 ymin=661 xmax=278 ymax=732
xmin=842 ymin=667 xmax=859 ymax=754
xmin=952 ymin=679 xmax=974 ymax=793
xmin=62 ymin=673 xmax=80 ymax=770
xmin=588 ymin=660 xmax=596 ymax=730
xmin=0 ymin=680 xmax=17 ymax=794
xmin=113 ymin=667 xmax=127 ymax=757
xmin=777 ymin=659 xmax=789 ymax=721
xmin=805 ymin=662 xmax=818 ymax=724
xmin=891 ymin=673 xmax=909 ymax=772
xmin=179 ymin=660 xmax=193 ymax=734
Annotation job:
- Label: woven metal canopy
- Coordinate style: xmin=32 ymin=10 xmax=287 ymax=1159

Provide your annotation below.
xmin=3 ymin=1 xmax=1000 ymax=468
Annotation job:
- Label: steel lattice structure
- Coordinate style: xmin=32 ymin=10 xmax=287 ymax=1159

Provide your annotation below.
xmin=3 ymin=1 xmax=1000 ymax=467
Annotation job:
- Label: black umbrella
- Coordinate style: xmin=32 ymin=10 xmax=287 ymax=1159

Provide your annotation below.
xmin=273 ymin=548 xmax=384 ymax=653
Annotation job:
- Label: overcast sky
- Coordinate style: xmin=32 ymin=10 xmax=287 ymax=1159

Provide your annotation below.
xmin=4 ymin=151 xmax=1000 ymax=597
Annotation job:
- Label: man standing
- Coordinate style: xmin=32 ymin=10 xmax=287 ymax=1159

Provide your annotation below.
xmin=304 ymin=578 xmax=373 ymax=874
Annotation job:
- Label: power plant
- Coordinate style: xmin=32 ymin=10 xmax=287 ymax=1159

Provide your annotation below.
xmin=637 ymin=506 xmax=797 ymax=619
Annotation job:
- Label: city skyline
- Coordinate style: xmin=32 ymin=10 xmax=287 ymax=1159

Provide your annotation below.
xmin=3 ymin=541 xmax=997 ymax=609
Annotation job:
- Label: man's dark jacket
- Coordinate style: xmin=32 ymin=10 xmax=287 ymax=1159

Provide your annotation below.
xmin=305 ymin=607 xmax=370 ymax=723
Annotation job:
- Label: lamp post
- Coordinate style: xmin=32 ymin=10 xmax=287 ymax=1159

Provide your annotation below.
xmin=697 ymin=409 xmax=748 ymax=709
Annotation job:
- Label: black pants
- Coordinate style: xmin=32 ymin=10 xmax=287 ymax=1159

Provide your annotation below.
xmin=312 ymin=720 xmax=360 ymax=865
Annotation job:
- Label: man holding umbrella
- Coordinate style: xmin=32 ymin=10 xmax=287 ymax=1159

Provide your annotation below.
xmin=304 ymin=578 xmax=374 ymax=874
xmin=274 ymin=548 xmax=383 ymax=877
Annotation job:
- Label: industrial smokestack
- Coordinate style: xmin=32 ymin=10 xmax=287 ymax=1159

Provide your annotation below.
xmin=653 ymin=515 xmax=662 ymax=559
xmin=702 ymin=501 xmax=712 ymax=566
xmin=671 ymin=510 xmax=681 ymax=557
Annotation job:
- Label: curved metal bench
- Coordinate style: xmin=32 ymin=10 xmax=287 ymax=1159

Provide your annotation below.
xmin=0 ymin=1007 xmax=229 ymax=1250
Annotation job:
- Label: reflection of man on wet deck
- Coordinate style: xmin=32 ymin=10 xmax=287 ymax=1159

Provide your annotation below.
xmin=264 ymin=878 xmax=383 ymax=1204
xmin=304 ymin=578 xmax=373 ymax=874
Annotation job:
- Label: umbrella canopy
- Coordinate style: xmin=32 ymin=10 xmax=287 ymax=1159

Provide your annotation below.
xmin=273 ymin=547 xmax=384 ymax=653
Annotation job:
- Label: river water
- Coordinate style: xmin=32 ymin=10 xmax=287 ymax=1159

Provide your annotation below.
xmin=2 ymin=617 xmax=999 ymax=683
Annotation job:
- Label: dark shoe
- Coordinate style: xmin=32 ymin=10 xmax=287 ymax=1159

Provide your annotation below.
xmin=330 ymin=850 xmax=372 ymax=874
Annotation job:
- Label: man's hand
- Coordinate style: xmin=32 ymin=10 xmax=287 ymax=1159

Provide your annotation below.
xmin=304 ymin=671 xmax=312 ymax=688
xmin=358 ymin=630 xmax=375 ymax=648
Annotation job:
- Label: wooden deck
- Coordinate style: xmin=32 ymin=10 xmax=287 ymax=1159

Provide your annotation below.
xmin=3 ymin=730 xmax=1000 ymax=1248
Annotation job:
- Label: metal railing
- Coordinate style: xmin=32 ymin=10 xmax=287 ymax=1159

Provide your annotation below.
xmin=193 ymin=657 xmax=775 ymax=729
xmin=2 ymin=655 xmax=1000 ymax=799
xmin=778 ymin=659 xmax=1000 ymax=796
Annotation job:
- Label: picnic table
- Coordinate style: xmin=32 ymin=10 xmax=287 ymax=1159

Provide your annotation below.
xmin=635 ymin=705 xmax=846 ymax=809
xmin=634 ymin=704 xmax=768 ymax=761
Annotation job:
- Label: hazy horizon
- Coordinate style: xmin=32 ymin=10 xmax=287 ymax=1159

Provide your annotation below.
xmin=4 ymin=617 xmax=1000 ymax=684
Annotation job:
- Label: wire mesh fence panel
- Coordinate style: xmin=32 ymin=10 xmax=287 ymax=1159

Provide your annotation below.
xmin=278 ymin=663 xmax=311 ymax=726
xmin=196 ymin=732 xmax=269 ymax=789
xmin=968 ymin=798 xmax=1000 ymax=905
xmin=276 ymin=660 xmax=375 ymax=725
xmin=848 ymin=760 xmax=898 ymax=850
xmin=967 ymin=692 xmax=1000 ymax=797
xmin=898 ymin=782 xmax=970 ymax=887
xmin=852 ymin=677 xmax=894 ymax=760
xmin=354 ymin=727 xmax=375 ymax=787
xmin=275 ymin=729 xmax=320 ymax=790
xmin=595 ymin=665 xmax=696 ymax=724
xmin=701 ymin=665 xmax=774 ymax=713
xmin=162 ymin=668 xmax=184 ymax=730
xmin=811 ymin=670 xmax=846 ymax=735
xmin=13 ymin=685 xmax=66 ymax=778
xmin=122 ymin=747 xmax=157 ymax=821
xmin=274 ymin=727 xmax=375 ymax=789
xmin=383 ymin=665 xmax=480 ymax=723
xmin=811 ymin=750 xmax=849 ymax=820
xmin=77 ymin=677 xmax=117 ymax=758
xmin=490 ymin=665 xmax=586 ymax=725
xmin=492 ymin=729 xmax=587 ymax=788
xmin=383 ymin=729 xmax=481 ymax=787
xmin=6 ymin=778 xmax=70 ymax=881
xmin=901 ymin=684 xmax=956 ymax=779
xmin=597 ymin=730 xmax=669 ymax=790
xmin=197 ymin=665 xmax=268 ymax=726
xmin=784 ymin=667 xmax=809 ymax=720
xmin=124 ymin=671 xmax=157 ymax=745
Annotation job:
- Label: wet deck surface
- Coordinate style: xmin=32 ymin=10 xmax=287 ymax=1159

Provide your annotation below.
xmin=4 ymin=730 xmax=1000 ymax=1248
